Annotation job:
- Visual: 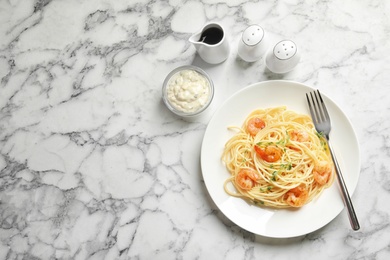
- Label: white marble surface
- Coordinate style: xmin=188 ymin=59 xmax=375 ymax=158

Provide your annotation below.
xmin=1 ymin=0 xmax=390 ymax=259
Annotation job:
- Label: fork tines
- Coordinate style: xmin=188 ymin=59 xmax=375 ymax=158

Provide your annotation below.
xmin=306 ymin=90 xmax=330 ymax=125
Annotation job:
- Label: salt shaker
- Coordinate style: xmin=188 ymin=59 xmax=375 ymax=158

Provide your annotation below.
xmin=265 ymin=40 xmax=300 ymax=73
xmin=237 ymin=25 xmax=269 ymax=62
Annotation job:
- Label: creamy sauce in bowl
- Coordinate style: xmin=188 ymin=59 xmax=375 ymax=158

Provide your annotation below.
xmin=167 ymin=69 xmax=210 ymax=113
xmin=163 ymin=66 xmax=213 ymax=116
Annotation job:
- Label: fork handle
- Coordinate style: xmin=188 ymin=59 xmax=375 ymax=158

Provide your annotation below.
xmin=327 ymin=139 xmax=360 ymax=230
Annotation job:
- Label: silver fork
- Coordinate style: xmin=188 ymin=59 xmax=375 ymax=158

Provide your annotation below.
xmin=306 ymin=90 xmax=360 ymax=231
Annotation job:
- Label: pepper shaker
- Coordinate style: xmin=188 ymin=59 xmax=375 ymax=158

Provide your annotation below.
xmin=265 ymin=40 xmax=300 ymax=73
xmin=237 ymin=25 xmax=269 ymax=62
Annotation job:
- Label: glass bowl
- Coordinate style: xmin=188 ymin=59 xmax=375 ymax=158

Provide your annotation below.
xmin=162 ymin=65 xmax=214 ymax=117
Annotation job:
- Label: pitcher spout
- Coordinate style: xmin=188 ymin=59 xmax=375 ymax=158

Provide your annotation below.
xmin=189 ymin=32 xmax=203 ymax=48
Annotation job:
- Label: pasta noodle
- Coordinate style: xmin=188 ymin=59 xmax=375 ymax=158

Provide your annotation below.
xmin=222 ymin=106 xmax=335 ymax=208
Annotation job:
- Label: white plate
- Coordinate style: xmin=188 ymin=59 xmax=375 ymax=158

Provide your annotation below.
xmin=200 ymin=80 xmax=360 ymax=238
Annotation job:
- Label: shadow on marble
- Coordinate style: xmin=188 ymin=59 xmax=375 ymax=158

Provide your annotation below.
xmin=254 ymin=234 xmax=305 ymax=245
xmin=262 ymin=67 xmax=287 ymax=80
xmin=191 ymin=54 xmax=223 ymax=70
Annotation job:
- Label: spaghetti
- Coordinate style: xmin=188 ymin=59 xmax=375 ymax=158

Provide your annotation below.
xmin=222 ymin=106 xmax=335 ymax=208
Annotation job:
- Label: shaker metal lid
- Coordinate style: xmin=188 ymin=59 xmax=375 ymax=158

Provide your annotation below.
xmin=242 ymin=25 xmax=264 ymax=46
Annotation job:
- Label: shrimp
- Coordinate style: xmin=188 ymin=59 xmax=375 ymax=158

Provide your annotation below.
xmin=235 ymin=168 xmax=259 ymax=190
xmin=290 ymin=130 xmax=309 ymax=142
xmin=284 ymin=184 xmax=309 ymax=207
xmin=247 ymin=117 xmax=266 ymax=136
xmin=313 ymin=161 xmax=332 ymax=185
xmin=254 ymin=145 xmax=282 ymax=163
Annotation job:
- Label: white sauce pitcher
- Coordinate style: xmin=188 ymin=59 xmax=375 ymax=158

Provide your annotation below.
xmin=189 ymin=22 xmax=230 ymax=64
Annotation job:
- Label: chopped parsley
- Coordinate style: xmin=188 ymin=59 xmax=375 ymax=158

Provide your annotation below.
xmin=316 ymin=131 xmax=328 ymax=151
xmin=271 ymin=171 xmax=278 ymax=181
xmin=281 ymin=162 xmax=292 ymax=170
xmin=316 ymin=131 xmax=325 ymax=138
xmin=260 ymin=186 xmax=273 ymax=192
xmin=254 ymin=200 xmax=265 ymax=205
